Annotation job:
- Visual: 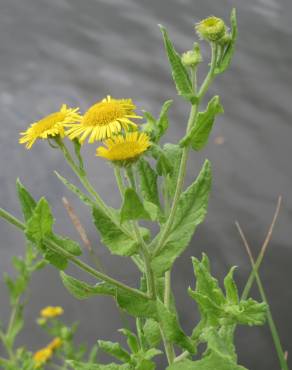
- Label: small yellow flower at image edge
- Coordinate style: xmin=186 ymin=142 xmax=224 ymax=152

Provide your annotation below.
xmin=40 ymin=305 xmax=64 ymax=319
xmin=19 ymin=104 xmax=81 ymax=149
xmin=65 ymin=95 xmax=142 ymax=144
xmin=33 ymin=347 xmax=53 ymax=368
xmin=96 ymin=131 xmax=150 ymax=163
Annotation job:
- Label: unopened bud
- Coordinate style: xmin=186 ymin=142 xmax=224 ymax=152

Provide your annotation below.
xmin=181 ymin=43 xmax=202 ymax=67
xmin=195 ymin=16 xmax=226 ymax=42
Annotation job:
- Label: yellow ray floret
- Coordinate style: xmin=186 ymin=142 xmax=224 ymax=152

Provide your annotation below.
xmin=47 ymin=337 xmax=62 ymax=351
xmin=40 ymin=306 xmax=64 ymax=319
xmin=65 ymin=95 xmax=141 ymax=144
xmin=19 ymin=104 xmax=81 ymax=149
xmin=33 ymin=347 xmax=53 ymax=368
xmin=96 ymin=132 xmax=150 ymax=162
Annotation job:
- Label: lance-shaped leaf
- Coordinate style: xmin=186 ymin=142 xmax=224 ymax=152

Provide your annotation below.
xmin=215 ymin=8 xmax=238 ymax=75
xmin=119 ymin=328 xmax=140 ymax=354
xmin=92 ymin=207 xmax=138 ymax=256
xmin=137 ymin=159 xmax=160 ymax=208
xmin=52 ymin=235 xmax=82 ymax=256
xmin=151 ymin=160 xmax=212 ymax=275
xmin=224 ymin=266 xmax=239 ymax=305
xmin=16 ymin=179 xmax=36 ymax=222
xmin=143 ymin=319 xmax=162 ymax=347
xmin=116 ymin=289 xmax=157 ymax=319
xmin=25 ymin=197 xmax=53 ymax=243
xmin=160 ymin=25 xmax=195 ymax=102
xmin=98 ymin=341 xmax=131 ymax=363
xmin=156 ymin=300 xmax=195 ymax=354
xmin=120 ymin=188 xmax=151 ymax=223
xmin=180 ymin=96 xmax=224 ymax=151
xmin=162 ymin=144 xmax=183 ymax=197
xmin=60 ymin=272 xmax=115 ymax=299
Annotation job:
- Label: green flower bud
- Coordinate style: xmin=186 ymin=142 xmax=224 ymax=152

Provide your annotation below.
xmin=195 ymin=16 xmax=227 ymax=42
xmin=181 ymin=43 xmax=203 ymax=67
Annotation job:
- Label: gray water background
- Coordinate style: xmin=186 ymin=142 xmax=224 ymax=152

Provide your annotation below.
xmin=0 ymin=0 xmax=292 ymax=368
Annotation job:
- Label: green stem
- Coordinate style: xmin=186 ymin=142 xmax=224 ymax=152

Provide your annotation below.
xmin=114 ymin=166 xmax=125 ymax=197
xmin=152 ymin=43 xmax=218 ymax=258
xmin=0 ymin=208 xmax=149 ymax=300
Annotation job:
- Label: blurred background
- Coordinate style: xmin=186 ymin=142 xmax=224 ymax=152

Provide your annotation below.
xmin=0 ymin=0 xmax=291 ymax=368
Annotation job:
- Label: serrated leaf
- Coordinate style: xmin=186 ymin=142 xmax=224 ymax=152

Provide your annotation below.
xmin=156 ymin=300 xmax=195 ymax=354
xmin=98 ymin=340 xmax=131 ymax=363
xmin=151 ymin=160 xmax=212 ymax=275
xmin=160 ymin=25 xmax=195 ymax=101
xmin=143 ymin=319 xmax=162 ymax=347
xmin=92 ymin=207 xmax=138 ymax=256
xmin=120 ymin=188 xmax=151 ymax=223
xmin=16 ymin=179 xmax=36 ymax=222
xmin=137 ymin=159 xmax=160 ymax=207
xmin=224 ymin=267 xmax=239 ymax=305
xmin=25 ymin=198 xmax=53 ymax=243
xmin=227 ymin=298 xmax=267 ymax=326
xmin=180 ymin=96 xmax=224 ymax=151
xmin=60 ymin=272 xmax=115 ymax=299
xmin=215 ymin=9 xmax=238 ymax=75
xmin=163 ymin=144 xmax=183 ymax=197
xmin=116 ymin=290 xmax=157 ymax=319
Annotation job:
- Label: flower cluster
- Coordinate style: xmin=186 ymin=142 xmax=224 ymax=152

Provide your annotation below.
xmin=19 ymin=95 xmax=150 ymax=165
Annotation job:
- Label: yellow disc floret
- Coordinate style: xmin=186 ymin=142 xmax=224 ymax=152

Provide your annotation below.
xmin=19 ymin=104 xmax=81 ymax=149
xmin=195 ymin=16 xmax=226 ymax=42
xmin=65 ymin=96 xmax=141 ymax=143
xmin=33 ymin=347 xmax=53 ymax=368
xmin=40 ymin=306 xmax=64 ymax=319
xmin=96 ymin=132 xmax=150 ymax=164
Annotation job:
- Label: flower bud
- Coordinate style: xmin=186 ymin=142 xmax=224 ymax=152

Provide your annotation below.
xmin=181 ymin=43 xmax=203 ymax=67
xmin=195 ymin=16 xmax=226 ymax=42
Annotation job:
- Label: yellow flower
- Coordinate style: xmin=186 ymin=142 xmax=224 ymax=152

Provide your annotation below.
xmin=65 ymin=96 xmax=141 ymax=144
xmin=195 ymin=16 xmax=226 ymax=42
xmin=33 ymin=347 xmax=53 ymax=368
xmin=48 ymin=337 xmax=62 ymax=351
xmin=96 ymin=132 xmax=150 ymax=163
xmin=40 ymin=306 xmax=64 ymax=319
xmin=19 ymin=104 xmax=81 ymax=149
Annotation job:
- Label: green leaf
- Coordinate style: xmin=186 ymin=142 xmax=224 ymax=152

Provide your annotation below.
xmin=119 ymin=328 xmax=140 ymax=353
xmin=151 ymin=160 xmax=212 ymax=275
xmin=160 ymin=25 xmax=195 ymax=102
xmin=16 ymin=179 xmax=36 ymax=222
xmin=25 ymin=197 xmax=53 ymax=243
xmin=137 ymin=158 xmax=160 ymax=207
xmin=52 ymin=235 xmax=82 ymax=256
xmin=143 ymin=201 xmax=159 ymax=221
xmin=224 ymin=267 xmax=239 ymax=305
xmin=116 ymin=290 xmax=157 ymax=319
xmin=162 ymin=144 xmax=183 ymax=197
xmin=43 ymin=248 xmax=68 ymax=270
xmin=60 ymin=272 xmax=115 ymax=299
xmin=180 ymin=96 xmax=224 ymax=151
xmin=156 ymin=300 xmax=195 ymax=354
xmin=167 ymin=352 xmax=247 ymax=370
xmin=92 ymin=207 xmax=138 ymax=256
xmin=98 ymin=340 xmax=131 ymax=363
xmin=215 ymin=9 xmax=238 ymax=75
xmin=143 ymin=319 xmax=162 ymax=347
xmin=120 ymin=188 xmax=151 ymax=223
xmin=67 ymin=361 xmax=131 ymax=370
xmin=226 ymin=298 xmax=267 ymax=326
xmin=142 ymin=100 xmax=173 ymax=143
xmin=5 ymin=305 xmax=24 ymax=349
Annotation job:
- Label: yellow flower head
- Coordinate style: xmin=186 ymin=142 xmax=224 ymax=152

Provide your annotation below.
xmin=19 ymin=104 xmax=81 ymax=149
xmin=96 ymin=132 xmax=150 ymax=164
xmin=40 ymin=306 xmax=64 ymax=319
xmin=195 ymin=16 xmax=226 ymax=42
xmin=48 ymin=337 xmax=63 ymax=351
xmin=65 ymin=96 xmax=141 ymax=144
xmin=33 ymin=347 xmax=53 ymax=368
